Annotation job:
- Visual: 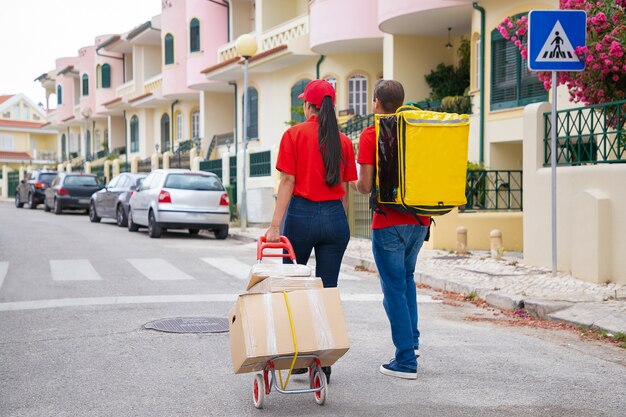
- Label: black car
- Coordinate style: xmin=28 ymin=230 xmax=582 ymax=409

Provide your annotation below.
xmin=44 ymin=173 xmax=104 ymax=214
xmin=89 ymin=172 xmax=147 ymax=226
xmin=15 ymin=170 xmax=57 ymax=209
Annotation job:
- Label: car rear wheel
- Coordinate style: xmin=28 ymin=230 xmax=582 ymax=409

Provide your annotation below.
xmin=53 ymin=199 xmax=62 ymax=215
xmin=188 ymin=229 xmax=200 ymax=235
xmin=28 ymin=193 xmax=37 ymax=209
xmin=148 ymin=211 xmax=162 ymax=238
xmin=89 ymin=202 xmax=101 ymax=223
xmin=15 ymin=193 xmax=23 ymax=208
xmin=127 ymin=208 xmax=139 ymax=232
xmin=214 ymin=226 xmax=228 ymax=240
xmin=116 ymin=205 xmax=128 ymax=227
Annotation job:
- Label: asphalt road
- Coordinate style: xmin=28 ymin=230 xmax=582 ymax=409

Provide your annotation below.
xmin=0 ymin=201 xmax=625 ymax=417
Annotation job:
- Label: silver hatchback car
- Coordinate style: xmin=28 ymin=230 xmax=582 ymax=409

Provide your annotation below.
xmin=127 ymin=169 xmax=230 ymax=239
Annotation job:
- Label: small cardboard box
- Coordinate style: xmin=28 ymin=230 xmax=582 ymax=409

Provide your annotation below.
xmin=247 ymin=276 xmax=324 ymax=294
xmin=246 ymin=263 xmax=313 ymax=290
xmin=228 ymin=288 xmax=350 ymax=374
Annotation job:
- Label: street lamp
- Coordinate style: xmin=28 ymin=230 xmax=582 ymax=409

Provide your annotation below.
xmin=235 ymin=33 xmax=257 ymax=232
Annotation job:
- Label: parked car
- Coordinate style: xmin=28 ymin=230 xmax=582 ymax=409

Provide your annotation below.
xmin=15 ymin=170 xmax=57 ymax=209
xmin=127 ymin=169 xmax=230 ymax=239
xmin=89 ymin=173 xmax=147 ymax=226
xmin=44 ymin=173 xmax=104 ymax=214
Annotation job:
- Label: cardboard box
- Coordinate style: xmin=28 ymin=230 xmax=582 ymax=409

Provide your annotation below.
xmin=247 ymin=276 xmax=324 ymax=294
xmin=228 ymin=288 xmax=350 ymax=374
xmin=246 ymin=263 xmax=312 ymax=290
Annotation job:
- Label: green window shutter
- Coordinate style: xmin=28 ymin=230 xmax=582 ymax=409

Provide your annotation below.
xmin=57 ymin=85 xmax=62 ymax=104
xmin=82 ymin=74 xmax=89 ymax=96
xmin=130 ymin=116 xmax=139 ymax=152
xmin=241 ymin=87 xmax=259 ymax=141
xmin=164 ymin=34 xmax=174 ymax=65
xmin=291 ymin=78 xmax=310 ymax=123
xmin=160 ymin=113 xmax=170 ymax=152
xmin=102 ymin=64 xmax=111 ymax=88
xmin=190 ymin=19 xmax=200 ymax=52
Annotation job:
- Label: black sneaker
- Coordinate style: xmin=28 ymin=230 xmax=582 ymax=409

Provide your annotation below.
xmin=379 ymin=359 xmax=417 ymax=380
xmin=322 ymin=366 xmax=331 ymax=384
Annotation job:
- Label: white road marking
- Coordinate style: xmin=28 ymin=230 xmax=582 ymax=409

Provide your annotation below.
xmin=201 ymin=257 xmax=251 ymax=280
xmin=0 ymin=293 xmax=441 ymax=312
xmin=127 ymin=258 xmax=194 ymax=281
xmin=339 ymin=272 xmax=362 ymax=281
xmin=0 ymin=262 xmax=8 ymax=291
xmin=50 ymin=260 xmax=102 ymax=281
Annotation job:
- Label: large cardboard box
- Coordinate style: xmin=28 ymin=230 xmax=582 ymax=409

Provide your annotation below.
xmin=228 ymin=288 xmax=350 ymax=374
xmin=246 ymin=263 xmax=312 ymax=290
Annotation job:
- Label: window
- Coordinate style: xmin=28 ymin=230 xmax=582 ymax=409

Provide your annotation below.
xmin=13 ymin=104 xmax=19 ymax=119
xmin=164 ymin=33 xmax=174 ymax=65
xmin=242 ymin=88 xmax=258 ymax=140
xmin=160 ymin=113 xmax=170 ymax=152
xmin=490 ymin=16 xmax=546 ymax=110
xmin=101 ymin=64 xmax=111 ymax=88
xmin=57 ymin=85 xmax=62 ymax=105
xmin=191 ymin=110 xmax=200 ymax=139
xmin=1 ymin=111 xmax=9 ymax=118
xmin=95 ymin=130 xmax=101 ymax=151
xmin=61 ymin=134 xmax=67 ymax=158
xmin=348 ymin=74 xmax=368 ymax=116
xmin=130 ymin=115 xmax=139 ymax=152
xmin=324 ymin=76 xmax=337 ymax=91
xmin=22 ymin=106 xmax=30 ymax=120
xmin=290 ymin=78 xmax=310 ymax=124
xmin=82 ymin=74 xmax=89 ymax=96
xmin=190 ymin=18 xmax=200 ymax=52
xmin=0 ymin=134 xmax=14 ymax=151
xmin=176 ymin=111 xmax=183 ymax=141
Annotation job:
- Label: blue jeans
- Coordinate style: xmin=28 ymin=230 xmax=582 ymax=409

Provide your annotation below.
xmin=372 ymin=224 xmax=429 ymax=368
xmin=282 ymin=196 xmax=350 ymax=288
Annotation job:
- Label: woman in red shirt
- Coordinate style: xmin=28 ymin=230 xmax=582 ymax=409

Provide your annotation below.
xmin=265 ymin=79 xmax=357 ymax=290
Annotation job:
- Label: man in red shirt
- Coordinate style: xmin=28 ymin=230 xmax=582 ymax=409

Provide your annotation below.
xmin=355 ymin=80 xmax=430 ymax=380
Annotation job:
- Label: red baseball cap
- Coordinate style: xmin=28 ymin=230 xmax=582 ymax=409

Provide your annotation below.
xmin=298 ymin=79 xmax=336 ymax=107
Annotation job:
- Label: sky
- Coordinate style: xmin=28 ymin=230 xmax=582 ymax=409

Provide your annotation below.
xmin=0 ymin=0 xmax=163 ymax=108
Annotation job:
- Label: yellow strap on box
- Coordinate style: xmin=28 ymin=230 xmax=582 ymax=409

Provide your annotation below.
xmin=277 ymin=291 xmax=298 ymax=390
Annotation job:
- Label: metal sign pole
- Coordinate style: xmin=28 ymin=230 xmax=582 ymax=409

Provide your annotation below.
xmin=550 ymin=70 xmax=557 ymax=275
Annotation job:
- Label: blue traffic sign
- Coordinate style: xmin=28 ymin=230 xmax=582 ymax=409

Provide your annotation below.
xmin=528 ymin=10 xmax=586 ymax=71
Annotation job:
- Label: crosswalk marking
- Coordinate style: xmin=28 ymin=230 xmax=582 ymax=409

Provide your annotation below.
xmin=0 ymin=293 xmax=441 ymax=312
xmin=127 ymin=258 xmax=194 ymax=281
xmin=201 ymin=257 xmax=252 ymax=280
xmin=50 ymin=260 xmax=102 ymax=281
xmin=0 ymin=262 xmax=8 ymax=291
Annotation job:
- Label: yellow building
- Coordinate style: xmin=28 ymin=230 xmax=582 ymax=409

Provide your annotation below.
xmin=0 ymin=93 xmax=56 ymax=170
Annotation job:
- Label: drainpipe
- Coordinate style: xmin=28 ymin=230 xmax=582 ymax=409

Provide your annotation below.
xmin=170 ymin=100 xmax=179 ymax=152
xmin=473 ymin=2 xmax=485 ymax=165
xmin=228 ymin=81 xmax=238 ymax=154
xmin=316 ymin=55 xmax=325 ymax=79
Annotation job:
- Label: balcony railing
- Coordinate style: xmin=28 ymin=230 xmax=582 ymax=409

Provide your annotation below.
xmin=260 ymin=15 xmax=308 ymax=50
xmin=461 ymin=170 xmax=523 ymax=212
xmin=544 ymin=99 xmax=626 ymax=165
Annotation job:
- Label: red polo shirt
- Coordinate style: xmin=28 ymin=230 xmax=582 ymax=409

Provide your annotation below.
xmin=276 ymin=115 xmax=358 ymax=201
xmin=357 ymin=125 xmax=430 ymax=229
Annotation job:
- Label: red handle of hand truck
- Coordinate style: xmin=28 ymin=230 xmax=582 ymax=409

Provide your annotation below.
xmin=257 ymin=235 xmax=297 ymax=262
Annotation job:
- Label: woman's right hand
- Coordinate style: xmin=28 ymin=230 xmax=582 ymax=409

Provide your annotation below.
xmin=264 ymin=225 xmax=281 ymax=242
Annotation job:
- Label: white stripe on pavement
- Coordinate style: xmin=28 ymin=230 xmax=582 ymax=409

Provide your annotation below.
xmin=0 ymin=293 xmax=441 ymax=312
xmin=127 ymin=258 xmax=194 ymax=281
xmin=201 ymin=257 xmax=251 ymax=280
xmin=339 ymin=272 xmax=362 ymax=281
xmin=0 ymin=262 xmax=8 ymax=291
xmin=50 ymin=260 xmax=102 ymax=281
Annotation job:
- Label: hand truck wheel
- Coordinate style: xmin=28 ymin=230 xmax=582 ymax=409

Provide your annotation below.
xmin=252 ymin=373 xmax=265 ymax=409
xmin=312 ymin=370 xmax=327 ymax=405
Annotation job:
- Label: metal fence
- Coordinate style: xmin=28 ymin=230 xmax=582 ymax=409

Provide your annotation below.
xmin=544 ymin=99 xmax=626 ymax=165
xmin=339 ymin=113 xmax=375 ymax=140
xmin=461 ymin=170 xmax=523 ymax=211
xmin=199 ymin=159 xmax=222 ymax=179
xmin=91 ymin=165 xmax=105 ymax=184
xmin=250 ymin=150 xmax=271 ymax=177
xmin=230 ymin=156 xmax=237 ymax=204
xmin=138 ymin=157 xmax=152 ymax=173
xmin=170 ymin=152 xmax=191 ymax=169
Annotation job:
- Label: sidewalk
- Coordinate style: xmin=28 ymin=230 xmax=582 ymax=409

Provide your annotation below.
xmin=230 ymin=226 xmax=626 ymax=335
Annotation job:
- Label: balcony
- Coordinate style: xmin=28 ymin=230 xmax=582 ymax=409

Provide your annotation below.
xmin=144 ymin=74 xmax=163 ymax=94
xmin=116 ymin=80 xmax=135 ymax=98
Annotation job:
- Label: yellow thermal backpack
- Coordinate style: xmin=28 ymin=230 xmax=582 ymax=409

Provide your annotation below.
xmin=374 ymin=105 xmax=470 ymax=217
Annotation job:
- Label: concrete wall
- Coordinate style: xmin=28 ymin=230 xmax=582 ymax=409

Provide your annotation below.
xmin=523 ymin=102 xmax=626 ymax=284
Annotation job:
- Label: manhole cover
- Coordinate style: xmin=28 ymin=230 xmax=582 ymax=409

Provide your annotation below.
xmin=144 ymin=317 xmax=229 ymax=333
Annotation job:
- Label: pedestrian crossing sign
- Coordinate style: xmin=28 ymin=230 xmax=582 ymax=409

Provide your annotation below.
xmin=528 ymin=10 xmax=586 ymax=71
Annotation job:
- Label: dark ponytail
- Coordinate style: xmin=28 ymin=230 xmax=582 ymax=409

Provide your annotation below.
xmin=317 ymin=96 xmax=343 ymax=187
